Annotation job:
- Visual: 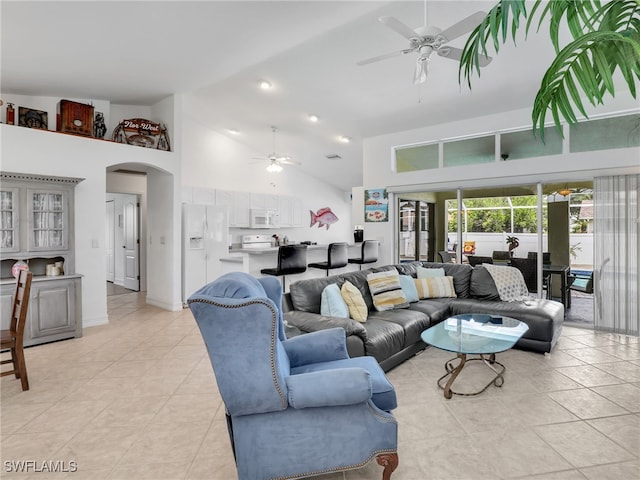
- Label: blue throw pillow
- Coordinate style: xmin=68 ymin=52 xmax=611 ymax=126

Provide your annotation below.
xmin=417 ymin=266 xmax=445 ymax=278
xmin=320 ymin=283 xmax=349 ymax=318
xmin=398 ymin=274 xmax=419 ymax=303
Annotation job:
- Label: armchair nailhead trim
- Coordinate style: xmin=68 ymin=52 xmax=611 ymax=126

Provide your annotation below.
xmin=269 ymin=449 xmax=398 ymax=480
xmin=188 ymin=298 xmax=287 ymax=409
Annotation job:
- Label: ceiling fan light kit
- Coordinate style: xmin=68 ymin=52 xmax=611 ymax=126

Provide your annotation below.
xmin=358 ymin=9 xmax=491 ymax=84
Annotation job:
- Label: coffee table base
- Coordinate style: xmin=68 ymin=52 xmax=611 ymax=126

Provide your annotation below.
xmin=437 ymin=353 xmax=506 ymax=399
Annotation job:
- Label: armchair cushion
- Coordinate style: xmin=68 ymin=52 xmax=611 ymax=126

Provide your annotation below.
xmin=283 ymin=328 xmax=349 ymax=367
xmin=286 ymin=368 xmax=372 ymax=408
xmin=291 ymin=355 xmax=397 ymax=411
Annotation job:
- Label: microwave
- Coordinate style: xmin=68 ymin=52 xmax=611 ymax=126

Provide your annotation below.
xmin=250 ymin=209 xmax=279 ymax=229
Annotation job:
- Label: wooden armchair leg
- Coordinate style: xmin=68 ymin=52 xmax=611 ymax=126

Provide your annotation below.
xmin=376 ymin=452 xmax=399 ymax=480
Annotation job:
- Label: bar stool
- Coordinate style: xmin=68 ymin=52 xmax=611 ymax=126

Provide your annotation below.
xmin=261 ymin=244 xmax=308 ymax=290
xmin=348 ymin=240 xmax=379 ymax=270
xmin=308 ymin=242 xmax=348 ymax=276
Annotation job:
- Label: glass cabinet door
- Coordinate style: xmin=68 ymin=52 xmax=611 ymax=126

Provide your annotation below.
xmin=0 ymin=188 xmax=19 ymax=253
xmin=27 ymin=189 xmax=68 ymax=251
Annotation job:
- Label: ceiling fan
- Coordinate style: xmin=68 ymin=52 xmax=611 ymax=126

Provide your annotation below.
xmin=357 ymin=5 xmax=492 ymax=84
xmin=253 ymin=126 xmax=300 ymax=173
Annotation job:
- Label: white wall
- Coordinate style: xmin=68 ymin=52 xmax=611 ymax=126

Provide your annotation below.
xmin=180 ymin=93 xmax=353 ymax=245
xmin=362 ymin=98 xmax=640 ymax=264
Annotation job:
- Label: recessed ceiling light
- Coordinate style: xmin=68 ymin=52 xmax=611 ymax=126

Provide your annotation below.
xmin=339 ymin=135 xmax=351 ymax=143
xmin=308 ymin=114 xmax=319 ymax=123
xmin=259 ymin=80 xmax=272 ymax=90
xmin=226 ymin=128 xmax=240 ymax=135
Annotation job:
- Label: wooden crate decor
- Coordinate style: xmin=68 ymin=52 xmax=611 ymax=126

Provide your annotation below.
xmin=18 ymin=107 xmax=48 ymax=130
xmin=57 ymin=100 xmax=94 ymax=137
xmin=112 ymin=118 xmax=171 ymax=151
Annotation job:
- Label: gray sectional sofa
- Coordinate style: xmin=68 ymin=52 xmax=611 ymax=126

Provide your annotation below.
xmin=282 ymin=261 xmax=565 ymax=372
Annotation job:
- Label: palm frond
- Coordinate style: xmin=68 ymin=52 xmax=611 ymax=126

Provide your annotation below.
xmin=532 ymin=31 xmax=640 ymax=140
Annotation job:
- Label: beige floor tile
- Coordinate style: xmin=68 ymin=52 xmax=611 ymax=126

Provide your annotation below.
xmin=548 ymin=388 xmax=629 ymax=419
xmin=118 ymin=420 xmax=209 ymax=465
xmin=479 ymin=425 xmax=573 ymax=477
xmin=595 ymin=344 xmax=640 ymax=361
xmin=593 ymin=360 xmax=640 ymax=382
xmin=534 ymin=421 xmax=635 ymax=468
xmin=20 ymin=400 xmax=111 ymax=434
xmin=54 ymin=426 xmax=140 ymax=471
xmin=87 ymin=395 xmax=170 ymax=429
xmin=579 ymin=459 xmax=639 ymax=480
xmin=1 ymin=431 xmax=76 ymax=461
xmin=587 ymin=414 xmax=640 ymax=455
xmin=517 ymin=470 xmax=588 ymax=479
xmin=445 ymin=396 xmax=524 ymax=434
xmin=108 ymin=462 xmax=190 ymax=480
xmin=555 ymin=364 xmax=625 ymax=387
xmin=590 ymin=383 xmax=640 ymax=413
xmin=563 ymin=348 xmax=622 ymax=364
xmin=153 ymin=393 xmax=221 ymax=424
xmin=498 ymin=392 xmax=579 ymax=425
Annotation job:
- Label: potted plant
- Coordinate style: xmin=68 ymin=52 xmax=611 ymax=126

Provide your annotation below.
xmin=506 ymin=236 xmax=520 ymax=255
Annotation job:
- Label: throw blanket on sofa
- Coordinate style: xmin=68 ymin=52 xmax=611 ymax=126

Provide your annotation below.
xmin=483 ymin=263 xmax=530 ymax=302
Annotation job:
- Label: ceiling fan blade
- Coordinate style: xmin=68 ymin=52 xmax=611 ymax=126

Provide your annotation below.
xmin=357 ymin=48 xmax=414 ymax=66
xmin=379 ymin=16 xmax=420 ymax=41
xmin=438 ymin=11 xmax=486 ymax=42
xmin=436 ymin=46 xmax=463 ymax=61
xmin=279 ymin=158 xmax=300 ymax=166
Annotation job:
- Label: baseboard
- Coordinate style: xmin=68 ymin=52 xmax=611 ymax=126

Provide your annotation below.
xmin=146 ymin=296 xmax=183 ymax=311
xmin=82 ymin=315 xmax=109 ymax=328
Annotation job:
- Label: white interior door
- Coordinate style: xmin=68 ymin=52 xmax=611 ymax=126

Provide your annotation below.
xmin=105 ymin=200 xmax=115 ymax=282
xmin=122 ymin=195 xmax=140 ymax=291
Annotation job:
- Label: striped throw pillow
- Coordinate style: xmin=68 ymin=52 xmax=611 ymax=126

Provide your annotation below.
xmin=414 ymin=276 xmax=457 ymax=299
xmin=367 ymin=269 xmax=409 ymax=311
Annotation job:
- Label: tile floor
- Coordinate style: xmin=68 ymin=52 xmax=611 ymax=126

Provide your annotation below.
xmin=1 ymin=292 xmax=638 ymax=480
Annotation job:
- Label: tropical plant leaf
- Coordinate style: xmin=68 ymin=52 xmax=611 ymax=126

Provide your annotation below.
xmin=532 ymin=31 xmax=640 ymax=140
xmin=460 ymin=0 xmax=640 ymax=137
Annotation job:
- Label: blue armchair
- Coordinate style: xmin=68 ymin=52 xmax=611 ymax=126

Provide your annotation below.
xmin=188 ymin=272 xmax=399 ymax=480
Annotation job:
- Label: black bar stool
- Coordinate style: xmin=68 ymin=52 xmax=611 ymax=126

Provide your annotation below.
xmin=261 ymin=244 xmax=308 ymax=290
xmin=308 ymin=242 xmax=348 ymax=276
xmin=347 ymin=240 xmax=379 ymax=270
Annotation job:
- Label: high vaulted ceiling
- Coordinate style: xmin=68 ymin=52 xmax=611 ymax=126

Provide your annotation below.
xmin=2 ymin=1 xmax=564 ymax=190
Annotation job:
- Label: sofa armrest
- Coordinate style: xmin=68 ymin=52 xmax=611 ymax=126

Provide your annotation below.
xmin=285 ymin=368 xmax=372 ymax=409
xmin=283 ymin=328 xmax=349 ymax=366
xmin=284 ymin=311 xmax=368 ymax=342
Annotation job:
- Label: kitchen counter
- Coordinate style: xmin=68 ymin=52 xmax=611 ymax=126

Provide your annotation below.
xmin=218 ymin=243 xmax=369 ymax=291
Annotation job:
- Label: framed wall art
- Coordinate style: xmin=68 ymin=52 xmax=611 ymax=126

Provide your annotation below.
xmin=18 ymin=107 xmax=48 ymax=130
xmin=364 ymin=188 xmax=388 ymax=222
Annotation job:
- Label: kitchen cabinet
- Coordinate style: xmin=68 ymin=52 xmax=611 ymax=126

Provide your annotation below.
xmin=279 ymin=196 xmax=303 ymax=227
xmin=0 ymin=172 xmax=83 ymax=346
xmin=215 ymin=189 xmax=250 ymax=227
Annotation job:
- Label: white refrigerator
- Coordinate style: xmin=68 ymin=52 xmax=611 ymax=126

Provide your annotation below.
xmin=182 ymin=203 xmax=229 ymax=304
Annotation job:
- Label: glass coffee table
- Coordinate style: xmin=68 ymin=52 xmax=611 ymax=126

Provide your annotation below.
xmin=421 ymin=314 xmax=529 ymax=399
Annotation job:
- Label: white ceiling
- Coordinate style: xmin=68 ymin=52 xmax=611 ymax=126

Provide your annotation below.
xmin=1 ymin=1 xmax=561 ymax=191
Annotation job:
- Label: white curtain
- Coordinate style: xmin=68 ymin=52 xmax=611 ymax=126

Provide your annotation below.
xmin=593 ymin=174 xmax=639 ymax=335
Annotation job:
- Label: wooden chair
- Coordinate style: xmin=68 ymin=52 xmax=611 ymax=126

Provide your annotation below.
xmin=1 ymin=270 xmax=33 ymax=391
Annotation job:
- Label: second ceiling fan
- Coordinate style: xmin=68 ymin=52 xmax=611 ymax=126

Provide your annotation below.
xmin=358 ymin=5 xmax=492 ymax=84
xmin=254 ymin=126 xmax=300 ymax=173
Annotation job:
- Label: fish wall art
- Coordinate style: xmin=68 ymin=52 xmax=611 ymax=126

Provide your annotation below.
xmin=310 ymin=207 xmax=338 ymax=229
